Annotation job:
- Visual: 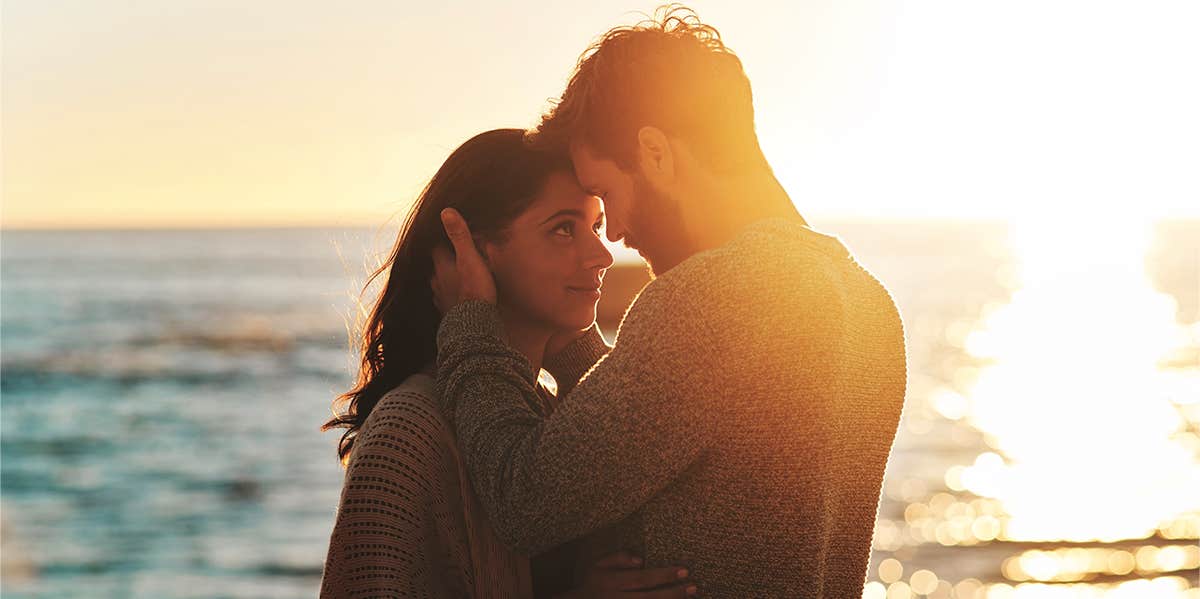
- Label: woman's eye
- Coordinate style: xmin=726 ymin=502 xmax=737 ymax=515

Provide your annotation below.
xmin=553 ymin=222 xmax=574 ymax=237
xmin=593 ymin=220 xmax=604 ymax=233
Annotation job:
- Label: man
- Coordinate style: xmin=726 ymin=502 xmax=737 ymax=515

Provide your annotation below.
xmin=431 ymin=6 xmax=907 ymax=597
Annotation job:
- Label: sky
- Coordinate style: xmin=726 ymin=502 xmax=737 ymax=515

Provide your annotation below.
xmin=3 ymin=0 xmax=1198 ymax=229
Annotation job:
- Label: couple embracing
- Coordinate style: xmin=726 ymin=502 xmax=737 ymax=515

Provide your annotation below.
xmin=321 ymin=6 xmax=907 ymax=598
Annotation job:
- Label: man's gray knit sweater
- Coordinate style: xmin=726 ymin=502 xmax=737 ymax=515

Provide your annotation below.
xmin=436 ymin=217 xmax=907 ymax=598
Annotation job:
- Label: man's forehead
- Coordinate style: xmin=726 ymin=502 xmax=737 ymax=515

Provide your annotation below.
xmin=568 ymin=143 xmax=616 ymax=188
xmin=567 ymin=146 xmax=599 ymax=189
xmin=569 ymin=141 xmax=608 ymax=165
xmin=568 ymin=140 xmax=591 ymax=157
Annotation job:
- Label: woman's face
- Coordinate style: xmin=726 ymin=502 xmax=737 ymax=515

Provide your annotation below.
xmin=484 ymin=171 xmax=614 ymax=332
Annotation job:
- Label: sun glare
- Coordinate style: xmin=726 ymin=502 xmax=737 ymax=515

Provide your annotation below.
xmin=959 ymin=216 xmax=1199 ymax=543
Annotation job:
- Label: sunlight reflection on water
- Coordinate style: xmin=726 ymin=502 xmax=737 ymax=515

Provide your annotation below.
xmin=961 ymin=218 xmax=1199 ymax=544
xmin=861 ymin=219 xmax=1199 ymax=598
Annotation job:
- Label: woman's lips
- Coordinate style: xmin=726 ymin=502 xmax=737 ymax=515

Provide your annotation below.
xmin=566 ymin=285 xmax=602 ymax=299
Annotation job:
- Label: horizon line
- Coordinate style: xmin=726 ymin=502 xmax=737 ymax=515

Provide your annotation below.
xmin=0 ymin=215 xmax=1148 ymax=234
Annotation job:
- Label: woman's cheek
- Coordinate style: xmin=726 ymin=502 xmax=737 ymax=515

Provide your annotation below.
xmin=495 ymin=266 xmax=539 ymax=317
xmin=519 ymin=266 xmax=563 ymax=323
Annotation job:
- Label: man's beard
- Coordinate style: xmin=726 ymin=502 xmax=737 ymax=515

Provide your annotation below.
xmin=627 ymin=175 xmax=696 ymax=278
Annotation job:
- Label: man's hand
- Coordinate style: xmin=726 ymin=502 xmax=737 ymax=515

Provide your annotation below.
xmin=432 ymin=208 xmax=496 ymax=307
xmin=556 ymin=551 xmax=697 ymax=598
xmin=429 ymin=244 xmax=460 ymax=315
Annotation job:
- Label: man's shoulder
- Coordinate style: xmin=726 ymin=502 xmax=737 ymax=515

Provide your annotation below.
xmin=728 ymin=218 xmax=849 ymax=268
xmin=614 ymin=219 xmax=865 ymax=341
xmin=655 ymin=218 xmax=848 ymax=298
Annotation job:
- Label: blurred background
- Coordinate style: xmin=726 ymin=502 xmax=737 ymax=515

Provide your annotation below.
xmin=2 ymin=1 xmax=1197 ymax=597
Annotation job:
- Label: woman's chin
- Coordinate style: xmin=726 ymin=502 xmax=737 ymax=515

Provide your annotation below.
xmin=557 ymin=307 xmax=598 ymax=332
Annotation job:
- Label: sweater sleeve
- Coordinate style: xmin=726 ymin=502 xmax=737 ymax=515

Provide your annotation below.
xmin=542 ymin=323 xmax=612 ymax=397
xmin=320 ymin=391 xmax=469 ymax=599
xmin=435 ymin=275 xmax=726 ymax=555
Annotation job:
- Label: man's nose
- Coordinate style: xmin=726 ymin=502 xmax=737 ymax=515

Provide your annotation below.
xmin=605 ymin=220 xmax=625 ymax=243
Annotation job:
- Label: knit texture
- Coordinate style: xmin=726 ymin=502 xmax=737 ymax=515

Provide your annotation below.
xmin=436 ymin=217 xmax=908 ymax=598
xmin=319 ymin=374 xmax=533 ymax=598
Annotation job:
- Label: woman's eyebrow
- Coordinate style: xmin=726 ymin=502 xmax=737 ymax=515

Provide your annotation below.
xmin=538 ymin=209 xmax=585 ymax=225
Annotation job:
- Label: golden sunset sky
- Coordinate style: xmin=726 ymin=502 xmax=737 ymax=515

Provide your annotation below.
xmin=3 ymin=1 xmax=1197 ymax=229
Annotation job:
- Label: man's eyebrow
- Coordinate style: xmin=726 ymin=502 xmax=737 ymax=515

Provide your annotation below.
xmin=538 ymin=209 xmax=585 ymax=226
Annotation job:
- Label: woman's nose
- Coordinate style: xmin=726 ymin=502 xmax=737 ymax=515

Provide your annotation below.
xmin=584 ymin=233 xmax=615 ymax=270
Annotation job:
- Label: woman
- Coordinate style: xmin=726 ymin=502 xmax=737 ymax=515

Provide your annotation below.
xmin=319 ymin=129 xmax=694 ymax=598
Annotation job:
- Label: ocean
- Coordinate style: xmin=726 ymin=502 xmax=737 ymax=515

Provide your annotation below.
xmin=1 ymin=220 xmax=1196 ymax=598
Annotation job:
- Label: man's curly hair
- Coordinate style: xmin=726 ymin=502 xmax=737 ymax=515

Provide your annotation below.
xmin=527 ymin=4 xmax=764 ymax=174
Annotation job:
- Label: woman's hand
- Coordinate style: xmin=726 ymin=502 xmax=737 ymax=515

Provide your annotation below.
xmin=558 ymin=551 xmax=697 ymax=598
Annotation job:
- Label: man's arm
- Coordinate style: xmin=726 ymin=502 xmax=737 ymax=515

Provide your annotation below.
xmin=543 ymin=323 xmax=611 ymax=398
xmin=436 ymin=278 xmax=724 ymax=555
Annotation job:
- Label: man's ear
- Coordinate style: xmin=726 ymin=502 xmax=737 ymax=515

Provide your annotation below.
xmin=636 ymin=126 xmax=674 ymax=185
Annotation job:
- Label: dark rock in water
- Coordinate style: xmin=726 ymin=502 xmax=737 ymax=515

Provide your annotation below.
xmin=223 ymin=478 xmax=261 ymax=502
xmin=252 ymin=562 xmax=325 ymax=577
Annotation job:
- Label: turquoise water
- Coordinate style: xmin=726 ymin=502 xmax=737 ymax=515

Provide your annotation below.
xmin=1 ymin=228 xmax=375 ymax=597
xmin=1 ymin=222 xmax=1196 ymax=598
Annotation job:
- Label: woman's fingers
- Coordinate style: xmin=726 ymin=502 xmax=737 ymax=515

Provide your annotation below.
xmin=438 ymin=208 xmax=496 ymax=304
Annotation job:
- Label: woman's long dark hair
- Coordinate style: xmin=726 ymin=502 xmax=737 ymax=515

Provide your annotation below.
xmin=322 ymin=128 xmax=572 ymax=463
